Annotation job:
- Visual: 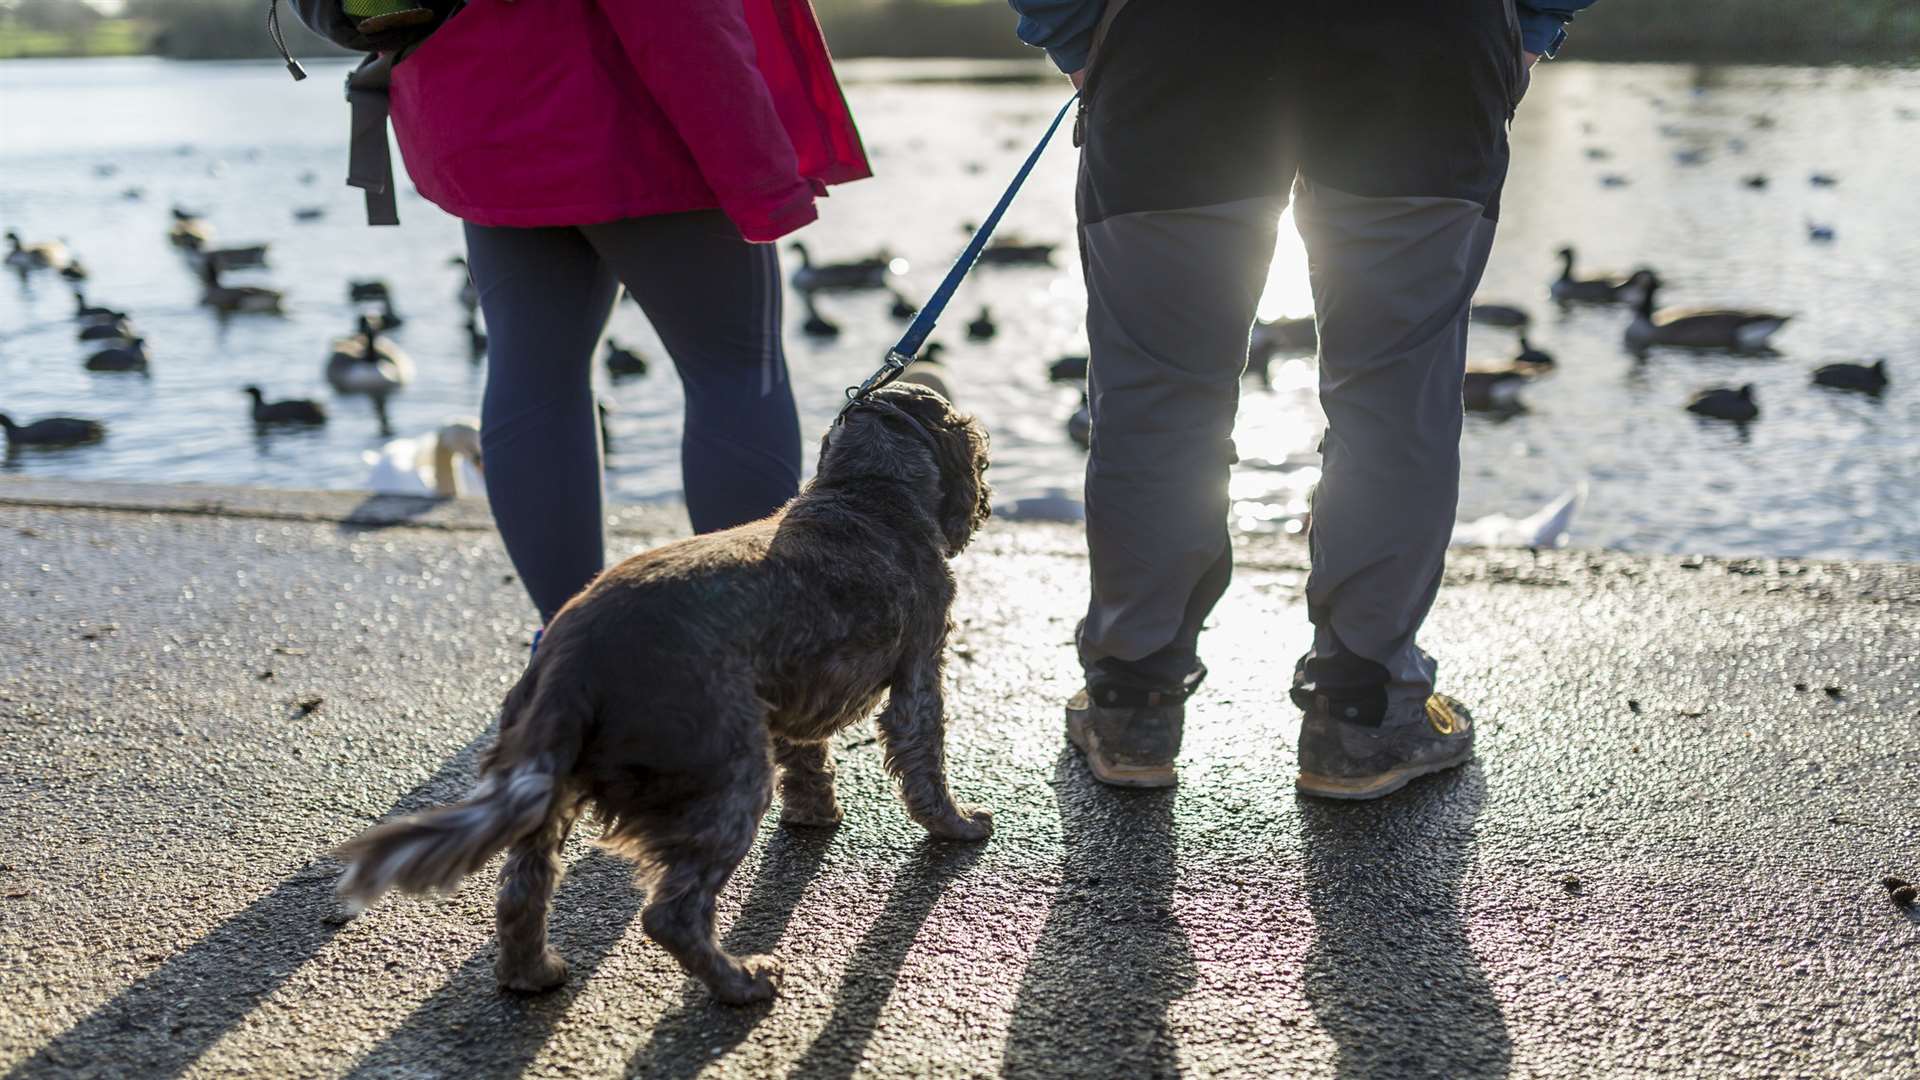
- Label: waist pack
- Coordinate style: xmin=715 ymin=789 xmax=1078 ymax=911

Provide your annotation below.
xmin=268 ymin=0 xmax=466 ymax=225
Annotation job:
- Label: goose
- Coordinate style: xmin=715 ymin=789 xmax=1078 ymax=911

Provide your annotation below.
xmin=1807 ymin=221 xmax=1836 ymax=242
xmin=887 ymin=287 xmax=918 ymax=321
xmin=449 ymin=257 xmax=478 ymax=313
xmin=1469 ymin=302 xmax=1530 ymax=329
xmin=1686 ymin=385 xmax=1759 ymax=422
xmin=1067 ymin=392 xmax=1092 ymax=450
xmin=0 ymin=413 xmax=105 ymax=447
xmin=364 ymin=296 xmax=405 ymax=331
xmin=1809 ymin=173 xmax=1839 ymax=187
xmin=787 ymin=242 xmax=892 ymax=292
xmin=203 ymin=244 xmax=269 ymax=272
xmin=976 ymin=238 xmax=1056 ymax=266
xmin=200 ymin=264 xmax=284 ymax=315
xmin=244 ymin=386 xmax=327 ymax=425
xmin=60 ymin=259 xmax=88 ymax=283
xmin=967 ymin=306 xmax=997 ymax=341
xmin=348 ymin=279 xmax=391 ymax=305
xmin=1514 ymin=336 xmax=1555 ymax=368
xmin=5 ymin=231 xmax=70 ymax=271
xmin=171 ymin=205 xmax=207 ymax=221
xmin=85 ymin=339 xmax=150 ymax=372
xmin=79 ymin=317 xmax=136 ymax=342
xmin=800 ymin=292 xmax=840 ymax=339
xmin=1740 ymin=174 xmax=1769 ymax=190
xmin=73 ymin=292 xmax=126 ymax=322
xmin=1549 ymin=247 xmax=1643 ymax=304
xmin=168 ymin=217 xmax=213 ymax=250
xmin=465 ymin=315 xmax=487 ymax=357
xmin=1463 ymin=368 xmax=1530 ymax=412
xmin=1624 ymin=281 xmax=1789 ymax=353
xmin=1451 ymin=484 xmax=1585 ymax=549
xmin=363 ymin=420 xmax=486 ymax=499
xmin=1048 ymin=354 xmax=1089 ymax=383
xmin=1812 ymin=359 xmax=1888 ymax=394
xmin=605 ymin=340 xmax=649 ymax=378
xmin=292 ymin=207 xmax=326 ymax=223
xmin=325 ymin=316 xmax=415 ymax=395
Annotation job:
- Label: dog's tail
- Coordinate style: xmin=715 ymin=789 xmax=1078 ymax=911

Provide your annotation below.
xmin=334 ymin=667 xmax=590 ymax=911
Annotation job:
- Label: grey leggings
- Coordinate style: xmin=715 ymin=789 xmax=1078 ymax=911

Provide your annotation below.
xmin=464 ymin=211 xmax=801 ymax=623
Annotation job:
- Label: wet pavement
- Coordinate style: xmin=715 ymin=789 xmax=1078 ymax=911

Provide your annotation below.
xmin=1 ymin=478 xmax=1916 ymax=1079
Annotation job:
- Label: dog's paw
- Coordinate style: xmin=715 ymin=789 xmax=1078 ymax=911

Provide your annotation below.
xmin=779 ymin=799 xmax=844 ymax=830
xmin=497 ymin=948 xmax=569 ymax=994
xmin=709 ymin=953 xmax=783 ymax=1006
xmin=924 ymin=804 xmax=994 ymax=843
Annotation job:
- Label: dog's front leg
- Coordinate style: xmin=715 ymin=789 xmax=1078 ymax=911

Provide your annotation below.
xmin=775 ymin=737 xmax=843 ymax=828
xmin=877 ymin=656 xmax=992 ymax=842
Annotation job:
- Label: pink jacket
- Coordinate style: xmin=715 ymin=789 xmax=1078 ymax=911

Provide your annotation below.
xmin=388 ymin=0 xmax=870 ymax=242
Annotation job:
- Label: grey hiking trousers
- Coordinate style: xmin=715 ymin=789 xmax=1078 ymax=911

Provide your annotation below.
xmin=1074 ymin=0 xmax=1524 ymax=718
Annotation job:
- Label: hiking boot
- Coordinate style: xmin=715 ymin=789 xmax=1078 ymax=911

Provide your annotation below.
xmin=1295 ymin=692 xmax=1476 ymax=800
xmin=1065 ymin=687 xmax=1184 ymax=788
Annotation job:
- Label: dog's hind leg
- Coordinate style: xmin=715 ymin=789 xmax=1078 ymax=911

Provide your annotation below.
xmin=775 ymin=738 xmax=843 ymax=828
xmin=495 ymin=799 xmax=578 ymax=993
xmin=877 ymin=654 xmax=993 ymax=842
xmin=634 ymin=742 xmax=782 ymax=1005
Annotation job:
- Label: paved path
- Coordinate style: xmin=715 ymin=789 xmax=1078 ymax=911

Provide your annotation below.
xmin=1 ymin=479 xmax=1916 ymax=1079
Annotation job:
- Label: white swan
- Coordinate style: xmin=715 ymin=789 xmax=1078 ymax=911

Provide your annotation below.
xmin=1451 ymin=483 xmax=1585 ymax=549
xmin=363 ymin=420 xmax=485 ymax=498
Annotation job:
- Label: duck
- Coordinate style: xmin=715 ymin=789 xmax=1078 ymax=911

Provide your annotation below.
xmin=605 ymin=339 xmax=650 ymax=378
xmin=0 ymin=413 xmax=106 ymax=447
xmin=244 ymin=386 xmax=327 ymax=425
xmin=899 ymin=344 xmax=954 ymax=402
xmin=79 ymin=317 xmax=136 ymax=342
xmin=1807 ymin=220 xmax=1836 ymax=242
xmin=967 ymin=306 xmax=997 ymax=341
xmin=1624 ymin=280 xmax=1790 ymax=353
xmin=202 ymin=244 xmax=270 ymax=272
xmin=168 ymin=217 xmax=213 ymax=250
xmin=1469 ymin=302 xmax=1531 ymax=329
xmin=84 ymin=339 xmax=150 ymax=372
xmin=787 ymin=242 xmax=892 ymax=292
xmin=348 ymin=279 xmax=391 ymax=305
xmin=5 ymin=231 xmax=70 ymax=271
xmin=325 ymin=315 xmax=415 ymax=395
xmin=292 ymin=207 xmax=326 ymax=223
xmin=1514 ymin=336 xmax=1555 ymax=368
xmin=73 ymin=292 xmax=127 ymax=322
xmin=1809 ymin=173 xmax=1839 ymax=187
xmin=1672 ymin=147 xmax=1708 ymax=166
xmin=1067 ymin=391 xmax=1092 ymax=449
xmin=1463 ymin=368 xmax=1530 ymax=412
xmin=1048 ymin=354 xmax=1089 ymax=383
xmin=1451 ymin=484 xmax=1585 ymax=549
xmin=1686 ymin=385 xmax=1759 ymax=422
xmin=1740 ymin=174 xmax=1769 ymax=190
xmin=59 ymin=259 xmax=88 ymax=283
xmin=1549 ymin=247 xmax=1643 ymax=304
xmin=800 ymin=292 xmax=840 ymax=339
xmin=1599 ymin=174 xmax=1631 ymax=188
xmin=976 ymin=238 xmax=1056 ymax=266
xmin=887 ymin=287 xmax=918 ymax=321
xmin=449 ymin=257 xmax=478 ymax=313
xmin=1811 ymin=359 xmax=1889 ymax=394
xmin=363 ymin=420 xmax=486 ymax=499
xmin=200 ymin=264 xmax=284 ymax=315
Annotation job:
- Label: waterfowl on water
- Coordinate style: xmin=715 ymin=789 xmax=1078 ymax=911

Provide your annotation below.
xmin=364 ymin=420 xmax=486 ymax=499
xmin=976 ymin=237 xmax=1056 ymax=266
xmin=1514 ymin=337 xmax=1555 ymax=368
xmin=73 ymin=292 xmax=126 ymax=322
xmin=0 ymin=413 xmax=106 ymax=447
xmin=1807 ymin=221 xmax=1836 ymax=242
xmin=605 ymin=340 xmax=649 ymax=378
xmin=1463 ymin=368 xmax=1531 ymax=412
xmin=200 ymin=264 xmax=284 ymax=314
xmin=325 ymin=316 xmax=415 ymax=395
xmin=1048 ymin=354 xmax=1089 ymax=383
xmin=293 ymin=207 xmax=326 ymax=223
xmin=203 ymin=244 xmax=269 ymax=272
xmin=1686 ymin=385 xmax=1759 ymax=422
xmin=168 ymin=217 xmax=213 ymax=250
xmin=1599 ymin=174 xmax=1631 ymax=188
xmin=79 ymin=318 xmax=136 ymax=342
xmin=787 ymin=242 xmax=892 ymax=292
xmin=1809 ymin=173 xmax=1839 ymax=187
xmin=465 ymin=315 xmax=487 ymax=357
xmin=5 ymin=231 xmax=70 ymax=271
xmin=887 ymin=287 xmax=918 ymax=321
xmin=348 ymin=279 xmax=391 ymax=305
xmin=60 ymin=259 xmax=88 ymax=283
xmin=1451 ymin=484 xmax=1585 ymax=549
xmin=1624 ymin=281 xmax=1789 ymax=353
xmin=800 ymin=292 xmax=840 ymax=339
xmin=244 ymin=386 xmax=327 ymax=425
xmin=967 ymin=306 xmax=997 ymax=341
xmin=1811 ymin=359 xmax=1888 ymax=394
xmin=1469 ymin=302 xmax=1531 ymax=330
xmin=1549 ymin=247 xmax=1647 ymax=305
xmin=1741 ymin=174 xmax=1769 ymax=190
xmin=85 ymin=339 xmax=150 ymax=372
xmin=1067 ymin=391 xmax=1091 ymax=449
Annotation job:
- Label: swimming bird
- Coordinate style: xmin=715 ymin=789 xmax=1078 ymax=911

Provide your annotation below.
xmin=1514 ymin=337 xmax=1555 ymax=368
xmin=293 ymin=207 xmax=326 ymax=222
xmin=84 ymin=339 xmax=150 ymax=372
xmin=1451 ymin=484 xmax=1585 ymax=549
xmin=1549 ymin=246 xmax=1640 ymax=304
xmin=1673 ymin=147 xmax=1708 ymax=166
xmin=363 ymin=420 xmax=486 ymax=498
xmin=200 ymin=264 xmax=284 ymax=315
xmin=605 ymin=340 xmax=649 ymax=378
xmin=348 ymin=279 xmax=391 ymax=305
xmin=787 ymin=242 xmax=892 ymax=292
xmin=325 ymin=316 xmax=415 ymax=395
xmin=800 ymin=292 xmax=840 ymax=339
xmin=1624 ymin=281 xmax=1789 ymax=353
xmin=465 ymin=315 xmax=487 ymax=357
xmin=1463 ymin=369 xmax=1530 ymax=412
xmin=967 ymin=306 xmax=997 ymax=341
xmin=1067 ymin=392 xmax=1091 ymax=449
xmin=73 ymin=292 xmax=126 ymax=322
xmin=976 ymin=238 xmax=1056 ymax=266
xmin=60 ymin=259 xmax=88 ymax=283
xmin=1807 ymin=221 xmax=1836 ymax=242
xmin=203 ymin=244 xmax=269 ymax=272
xmin=1811 ymin=359 xmax=1889 ymax=394
xmin=1469 ymin=302 xmax=1531 ymax=329
xmin=78 ymin=318 xmax=136 ymax=342
xmin=1599 ymin=174 xmax=1630 ymax=188
xmin=168 ymin=217 xmax=213 ymax=250
xmin=244 ymin=386 xmax=327 ymax=425
xmin=887 ymin=287 xmax=918 ymax=321
xmin=0 ymin=413 xmax=105 ymax=447
xmin=1809 ymin=173 xmax=1839 ymax=187
xmin=448 ymin=257 xmax=478 ymax=313
xmin=1048 ymin=354 xmax=1089 ymax=382
xmin=1741 ymin=174 xmax=1769 ymax=190
xmin=5 ymin=231 xmax=70 ymax=271
xmin=1686 ymin=385 xmax=1759 ymax=421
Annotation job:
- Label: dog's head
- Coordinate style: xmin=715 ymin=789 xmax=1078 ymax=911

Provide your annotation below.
xmin=818 ymin=382 xmax=991 ymax=556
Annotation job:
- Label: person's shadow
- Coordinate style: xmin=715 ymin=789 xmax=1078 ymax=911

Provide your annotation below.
xmin=1001 ymin=750 xmax=1196 ymax=1078
xmin=1299 ymin=762 xmax=1511 ymax=1079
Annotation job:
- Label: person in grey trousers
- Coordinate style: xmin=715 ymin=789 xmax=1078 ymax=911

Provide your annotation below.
xmin=1007 ymin=0 xmax=1599 ymax=797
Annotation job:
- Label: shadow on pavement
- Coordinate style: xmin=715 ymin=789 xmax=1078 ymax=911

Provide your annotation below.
xmin=622 ymin=826 xmax=836 ymax=1079
xmin=3 ymin=733 xmax=494 ymax=1080
xmin=1299 ymin=762 xmax=1511 ymax=1079
xmin=1001 ymin=749 xmax=1196 ymax=1078
xmin=341 ymin=849 xmax=643 ymax=1080
xmin=787 ymin=839 xmax=985 ymax=1079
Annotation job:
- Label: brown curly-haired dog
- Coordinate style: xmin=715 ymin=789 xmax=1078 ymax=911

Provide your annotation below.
xmin=335 ymin=383 xmax=991 ymax=1004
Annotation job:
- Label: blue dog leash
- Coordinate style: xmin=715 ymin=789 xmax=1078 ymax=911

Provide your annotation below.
xmin=840 ymin=91 xmax=1081 ymax=412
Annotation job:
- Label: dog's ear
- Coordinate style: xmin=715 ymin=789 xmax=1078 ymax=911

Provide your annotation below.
xmin=931 ymin=411 xmax=991 ymax=557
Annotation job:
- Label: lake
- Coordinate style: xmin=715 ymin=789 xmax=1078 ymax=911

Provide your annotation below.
xmin=1 ymin=56 xmax=1916 ymax=559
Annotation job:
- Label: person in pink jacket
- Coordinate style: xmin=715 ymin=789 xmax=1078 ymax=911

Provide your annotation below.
xmin=387 ymin=0 xmax=870 ymax=639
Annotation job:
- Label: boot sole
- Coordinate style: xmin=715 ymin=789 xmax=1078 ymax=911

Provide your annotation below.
xmin=1065 ymin=710 xmax=1177 ymax=789
xmin=1296 ymin=746 xmax=1473 ymax=801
